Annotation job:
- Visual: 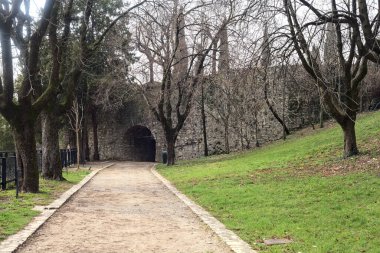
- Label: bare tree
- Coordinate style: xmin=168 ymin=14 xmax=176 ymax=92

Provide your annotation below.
xmin=134 ymin=0 xmax=254 ymax=165
xmin=295 ymin=0 xmax=380 ymax=63
xmin=67 ymin=99 xmax=84 ymax=170
xmin=207 ymin=73 xmax=235 ymax=154
xmin=205 ymin=24 xmax=235 ymax=154
xmin=282 ymin=0 xmax=368 ymax=157
xmin=199 ymin=78 xmax=209 ymax=156
xmin=260 ymin=25 xmax=290 ymax=136
xmin=232 ymin=69 xmax=264 ymax=149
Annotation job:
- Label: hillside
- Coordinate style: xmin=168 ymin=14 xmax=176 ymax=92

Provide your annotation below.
xmin=158 ymin=111 xmax=380 ymax=253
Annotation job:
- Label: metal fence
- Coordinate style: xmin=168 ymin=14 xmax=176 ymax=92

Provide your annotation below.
xmin=0 ymin=148 xmax=77 ymax=192
xmin=60 ymin=148 xmax=77 ymax=168
xmin=0 ymin=152 xmax=18 ymax=191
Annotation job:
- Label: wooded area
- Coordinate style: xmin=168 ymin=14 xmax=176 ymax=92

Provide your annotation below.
xmin=1 ymin=0 xmax=380 ymax=192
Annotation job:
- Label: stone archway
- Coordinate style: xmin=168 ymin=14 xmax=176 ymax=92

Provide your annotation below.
xmin=124 ymin=125 xmax=156 ymax=162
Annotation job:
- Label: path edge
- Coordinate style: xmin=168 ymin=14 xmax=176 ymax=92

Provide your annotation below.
xmin=150 ymin=165 xmax=257 ymax=253
xmin=0 ymin=162 xmax=115 ymax=253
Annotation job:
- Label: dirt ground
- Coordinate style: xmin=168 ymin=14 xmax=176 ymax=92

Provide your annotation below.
xmin=17 ymin=162 xmax=231 ymax=253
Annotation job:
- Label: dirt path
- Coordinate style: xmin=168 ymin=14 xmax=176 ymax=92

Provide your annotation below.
xmin=17 ymin=162 xmax=232 ymax=253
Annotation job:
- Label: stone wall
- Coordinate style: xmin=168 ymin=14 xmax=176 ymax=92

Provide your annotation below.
xmin=87 ymin=80 xmax=293 ymax=162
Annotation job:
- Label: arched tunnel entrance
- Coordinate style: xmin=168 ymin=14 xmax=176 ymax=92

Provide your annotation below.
xmin=124 ymin=125 xmax=156 ymax=162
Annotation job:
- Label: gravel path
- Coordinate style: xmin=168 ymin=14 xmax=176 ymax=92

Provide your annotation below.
xmin=17 ymin=162 xmax=231 ymax=253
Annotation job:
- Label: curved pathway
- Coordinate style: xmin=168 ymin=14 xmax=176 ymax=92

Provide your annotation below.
xmin=17 ymin=162 xmax=232 ymax=253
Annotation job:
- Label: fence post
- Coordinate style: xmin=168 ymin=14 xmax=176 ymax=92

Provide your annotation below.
xmin=1 ymin=157 xmax=7 ymax=190
xmin=67 ymin=149 xmax=70 ymax=166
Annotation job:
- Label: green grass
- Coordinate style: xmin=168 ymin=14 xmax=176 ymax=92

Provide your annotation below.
xmin=0 ymin=170 xmax=90 ymax=242
xmin=158 ymin=111 xmax=380 ymax=252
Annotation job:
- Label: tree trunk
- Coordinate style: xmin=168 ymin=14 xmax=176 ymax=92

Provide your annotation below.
xmin=341 ymin=119 xmax=358 ymax=157
xmin=41 ymin=110 xmax=63 ymax=180
xmin=264 ymin=81 xmax=290 ymax=135
xmin=13 ymin=134 xmax=24 ymax=189
xmin=80 ymin=122 xmax=87 ymax=164
xmin=91 ymin=109 xmax=100 ymax=161
xmin=240 ymin=122 xmax=244 ymax=150
xmin=76 ymin=129 xmax=80 ymax=170
xmin=224 ymin=122 xmax=230 ymax=154
xmin=200 ymin=83 xmax=208 ymax=156
xmin=13 ymin=121 xmax=39 ymax=193
xmin=282 ymin=80 xmax=287 ymax=140
xmin=83 ymin=120 xmax=90 ymax=161
xmin=212 ymin=40 xmax=217 ymax=75
xmin=255 ymin=121 xmax=260 ymax=147
xmin=319 ymin=99 xmax=324 ymax=128
xmin=166 ymin=137 xmax=176 ymax=166
xmin=254 ymin=112 xmax=260 ymax=147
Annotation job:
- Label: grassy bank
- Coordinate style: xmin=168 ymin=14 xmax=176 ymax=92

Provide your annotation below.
xmin=158 ymin=111 xmax=380 ymax=252
xmin=0 ymin=170 xmax=90 ymax=242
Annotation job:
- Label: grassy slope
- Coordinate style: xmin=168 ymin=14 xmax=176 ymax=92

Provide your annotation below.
xmin=0 ymin=170 xmax=90 ymax=241
xmin=158 ymin=111 xmax=380 ymax=253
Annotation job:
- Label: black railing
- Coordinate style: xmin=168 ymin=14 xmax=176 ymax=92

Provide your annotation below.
xmin=60 ymin=148 xmax=77 ymax=168
xmin=0 ymin=148 xmax=77 ymax=193
xmin=0 ymin=152 xmax=17 ymax=193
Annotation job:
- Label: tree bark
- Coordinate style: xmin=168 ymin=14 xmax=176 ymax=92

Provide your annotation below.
xmin=284 ymin=0 xmax=368 ymax=159
xmin=76 ymin=129 xmax=80 ymax=170
xmin=240 ymin=123 xmax=244 ymax=150
xmin=91 ymin=108 xmax=100 ymax=161
xmin=319 ymin=97 xmax=324 ymax=128
xmin=341 ymin=119 xmax=358 ymax=157
xmin=254 ymin=111 xmax=260 ymax=147
xmin=13 ymin=133 xmax=24 ymax=188
xmin=84 ymin=122 xmax=90 ymax=161
xmin=264 ymin=81 xmax=290 ymax=135
xmin=224 ymin=122 xmax=230 ymax=154
xmin=80 ymin=118 xmax=88 ymax=163
xmin=41 ymin=110 xmax=63 ymax=180
xmin=75 ymin=106 xmax=81 ymax=170
xmin=200 ymin=83 xmax=208 ymax=156
xmin=166 ymin=137 xmax=176 ymax=166
xmin=13 ymin=119 xmax=39 ymax=193
xmin=255 ymin=122 xmax=260 ymax=147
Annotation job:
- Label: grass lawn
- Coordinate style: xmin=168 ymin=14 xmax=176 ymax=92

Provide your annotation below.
xmin=158 ymin=111 xmax=380 ymax=252
xmin=0 ymin=169 xmax=90 ymax=242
